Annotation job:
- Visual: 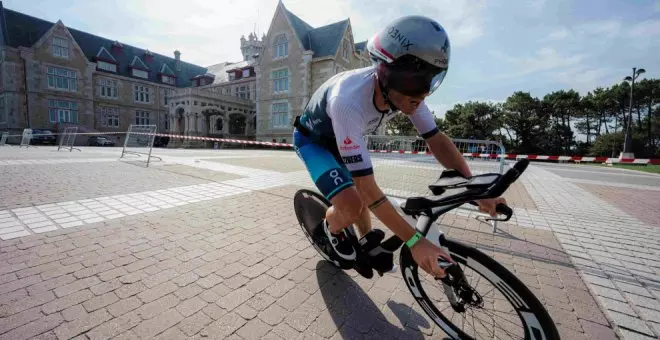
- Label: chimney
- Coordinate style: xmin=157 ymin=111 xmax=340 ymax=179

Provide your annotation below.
xmin=174 ymin=50 xmax=181 ymax=71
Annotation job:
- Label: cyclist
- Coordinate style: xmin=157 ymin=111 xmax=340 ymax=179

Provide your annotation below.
xmin=292 ymin=15 xmax=505 ymax=278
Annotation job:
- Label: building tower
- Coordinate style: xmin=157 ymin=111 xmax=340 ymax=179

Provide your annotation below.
xmin=240 ymin=32 xmax=264 ymax=62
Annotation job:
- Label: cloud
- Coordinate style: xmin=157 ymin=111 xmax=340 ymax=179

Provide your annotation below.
xmin=489 ymin=47 xmax=585 ymax=78
xmin=552 ymin=67 xmax=613 ymax=94
xmin=628 ymin=19 xmax=660 ymax=37
xmin=545 ymin=27 xmax=570 ymax=41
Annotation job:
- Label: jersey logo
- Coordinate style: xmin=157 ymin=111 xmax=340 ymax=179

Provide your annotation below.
xmin=340 ymin=136 xmax=360 ymax=151
xmin=342 ymin=155 xmax=363 ymax=164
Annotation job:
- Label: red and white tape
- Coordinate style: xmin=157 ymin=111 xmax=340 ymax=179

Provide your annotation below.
xmin=6 ymin=130 xmax=659 ymax=164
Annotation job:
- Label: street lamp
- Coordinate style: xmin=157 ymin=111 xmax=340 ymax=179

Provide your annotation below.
xmin=620 ymin=67 xmax=645 ymax=159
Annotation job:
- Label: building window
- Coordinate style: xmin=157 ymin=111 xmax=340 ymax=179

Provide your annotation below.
xmin=47 ymin=66 xmax=77 ymax=92
xmin=100 ymin=106 xmax=120 ymax=127
xmin=99 ymin=78 xmax=118 ymax=98
xmin=162 ymin=75 xmax=175 ymax=85
xmin=133 ymin=85 xmax=150 ymax=103
xmin=0 ymin=97 xmax=5 ymax=124
xmin=52 ymin=37 xmax=69 ymax=59
xmin=132 ymin=69 xmax=148 ymax=79
xmin=342 ymin=39 xmax=350 ymax=60
xmin=163 ymin=89 xmax=171 ymax=105
xmin=97 ymin=61 xmax=116 ymax=73
xmin=48 ymin=99 xmax=78 ymax=123
xmin=163 ymin=116 xmax=169 ymax=131
xmin=238 ymin=86 xmax=249 ymax=99
xmin=135 ymin=110 xmax=150 ymax=125
xmin=274 ymin=34 xmax=288 ymax=58
xmin=271 ymin=102 xmax=289 ymax=128
xmin=272 ymin=69 xmax=289 ymax=93
xmin=242 ymin=69 xmax=250 ymax=78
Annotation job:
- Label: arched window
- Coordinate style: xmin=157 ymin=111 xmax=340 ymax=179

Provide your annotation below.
xmin=274 ymin=34 xmax=288 ymax=58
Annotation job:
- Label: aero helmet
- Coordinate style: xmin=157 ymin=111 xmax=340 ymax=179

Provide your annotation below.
xmin=367 ymin=15 xmax=451 ymax=98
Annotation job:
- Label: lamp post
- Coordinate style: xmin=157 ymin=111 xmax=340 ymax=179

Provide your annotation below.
xmin=620 ymin=67 xmax=645 ymax=159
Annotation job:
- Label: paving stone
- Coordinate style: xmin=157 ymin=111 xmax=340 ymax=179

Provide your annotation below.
xmin=178 ymin=311 xmax=213 ymax=336
xmin=578 ymin=319 xmax=618 ymax=340
xmin=62 ymin=304 xmax=88 ymax=322
xmin=259 ymin=303 xmax=287 ymax=326
xmin=608 ymin=310 xmax=654 ymax=336
xmin=0 ymin=313 xmax=63 ymax=340
xmin=106 ymin=296 xmax=143 ymax=318
xmin=134 ymin=294 xmax=180 ymax=320
xmin=132 ymin=308 xmax=184 ymax=339
xmin=176 ymin=296 xmax=207 ymax=317
xmin=217 ymin=287 xmax=255 ymax=311
xmin=0 ymin=306 xmax=44 ymax=334
xmin=82 ymin=292 xmax=119 ymax=312
xmin=54 ymin=309 xmax=112 ymax=340
xmin=136 ymin=281 xmax=178 ymax=303
xmin=237 ymin=318 xmax=272 ymax=340
xmin=199 ymin=312 xmax=247 ymax=338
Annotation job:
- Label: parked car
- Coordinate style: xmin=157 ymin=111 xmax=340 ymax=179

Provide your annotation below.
xmin=30 ymin=129 xmax=57 ymax=145
xmin=87 ymin=136 xmax=116 ymax=146
xmin=153 ymin=136 xmax=170 ymax=147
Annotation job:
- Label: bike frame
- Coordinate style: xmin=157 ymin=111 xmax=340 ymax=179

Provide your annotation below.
xmin=384 ymin=196 xmax=464 ymax=250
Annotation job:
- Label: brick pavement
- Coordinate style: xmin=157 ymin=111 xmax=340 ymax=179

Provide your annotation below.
xmin=521 ymin=166 xmax=660 ymax=339
xmin=0 ymin=183 xmax=618 ymax=339
xmin=576 ymin=183 xmax=660 ymax=229
xmin=0 ymin=147 xmax=626 ymax=339
xmin=0 ymin=162 xmax=210 ymax=211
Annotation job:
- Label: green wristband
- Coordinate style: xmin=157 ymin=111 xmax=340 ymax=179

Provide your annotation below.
xmin=405 ymin=232 xmax=423 ymax=248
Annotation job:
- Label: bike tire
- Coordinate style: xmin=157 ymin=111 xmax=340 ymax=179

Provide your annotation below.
xmin=293 ymin=189 xmax=353 ymax=270
xmin=400 ymin=237 xmax=560 ymax=340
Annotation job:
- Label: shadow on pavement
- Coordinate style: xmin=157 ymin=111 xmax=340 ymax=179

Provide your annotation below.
xmin=315 ymin=261 xmax=452 ymax=340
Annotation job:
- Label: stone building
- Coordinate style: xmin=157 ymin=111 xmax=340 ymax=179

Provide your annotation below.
xmin=255 ymin=1 xmax=379 ymax=144
xmin=0 ymin=2 xmax=209 ymax=145
xmin=0 ymin=1 xmax=381 ymax=147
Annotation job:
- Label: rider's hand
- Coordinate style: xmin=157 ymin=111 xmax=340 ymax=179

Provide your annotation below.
xmin=477 ymin=197 xmax=507 ymax=217
xmin=410 ymin=237 xmax=454 ymax=278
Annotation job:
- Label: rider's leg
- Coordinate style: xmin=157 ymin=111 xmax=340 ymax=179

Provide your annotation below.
xmin=354 ymin=207 xmax=372 ymax=238
xmin=326 ymin=185 xmax=364 ymax=234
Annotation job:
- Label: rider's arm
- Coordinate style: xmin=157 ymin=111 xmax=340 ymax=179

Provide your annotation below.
xmin=352 ymin=175 xmax=417 ymax=242
xmin=426 ymin=132 xmax=472 ymax=178
xmin=408 ymin=102 xmax=472 ymax=177
xmin=328 ymin=97 xmax=418 ymax=242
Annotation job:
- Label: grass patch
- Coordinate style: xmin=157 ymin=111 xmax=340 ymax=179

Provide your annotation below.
xmin=609 ymin=164 xmax=660 ymax=174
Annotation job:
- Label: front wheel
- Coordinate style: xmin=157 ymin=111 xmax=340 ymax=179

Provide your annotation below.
xmin=400 ymin=238 xmax=559 ymax=340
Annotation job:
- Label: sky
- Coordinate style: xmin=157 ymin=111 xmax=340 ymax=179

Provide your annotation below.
xmin=5 ymin=0 xmax=660 ymax=118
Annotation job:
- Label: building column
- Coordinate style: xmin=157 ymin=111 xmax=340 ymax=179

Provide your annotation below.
xmin=185 ymin=113 xmax=192 ymax=135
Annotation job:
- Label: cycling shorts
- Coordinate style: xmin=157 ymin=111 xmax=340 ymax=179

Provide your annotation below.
xmin=293 ymin=128 xmax=354 ymax=201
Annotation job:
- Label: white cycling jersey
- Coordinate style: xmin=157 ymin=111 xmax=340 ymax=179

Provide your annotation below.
xmin=297 ymin=66 xmax=439 ymax=177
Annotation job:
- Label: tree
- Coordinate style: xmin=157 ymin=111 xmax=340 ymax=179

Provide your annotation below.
xmin=501 ymin=92 xmax=549 ymax=154
xmin=443 ymin=101 xmax=501 ymax=140
xmin=543 ymin=89 xmax=581 ymax=154
xmin=385 ymin=113 xmax=416 ymax=136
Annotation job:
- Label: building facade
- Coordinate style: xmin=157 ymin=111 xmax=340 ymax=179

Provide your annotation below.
xmin=0 ymin=2 xmax=212 ymax=145
xmin=255 ymin=1 xmax=379 ymax=144
xmin=0 ymin=1 xmax=381 ymax=147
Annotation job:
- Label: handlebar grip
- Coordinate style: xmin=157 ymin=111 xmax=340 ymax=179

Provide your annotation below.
xmin=495 ymin=203 xmax=513 ymax=220
xmin=488 ymin=168 xmax=519 ymax=197
xmin=513 ymin=158 xmax=530 ymax=173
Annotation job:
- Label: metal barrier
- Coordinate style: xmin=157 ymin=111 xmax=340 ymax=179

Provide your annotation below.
xmin=0 ymin=132 xmax=8 ymax=146
xmin=120 ymin=124 xmax=161 ymax=167
xmin=57 ymin=127 xmax=81 ymax=152
xmin=19 ymin=128 xmax=32 ymax=148
xmin=365 ymin=135 xmax=508 ymax=232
